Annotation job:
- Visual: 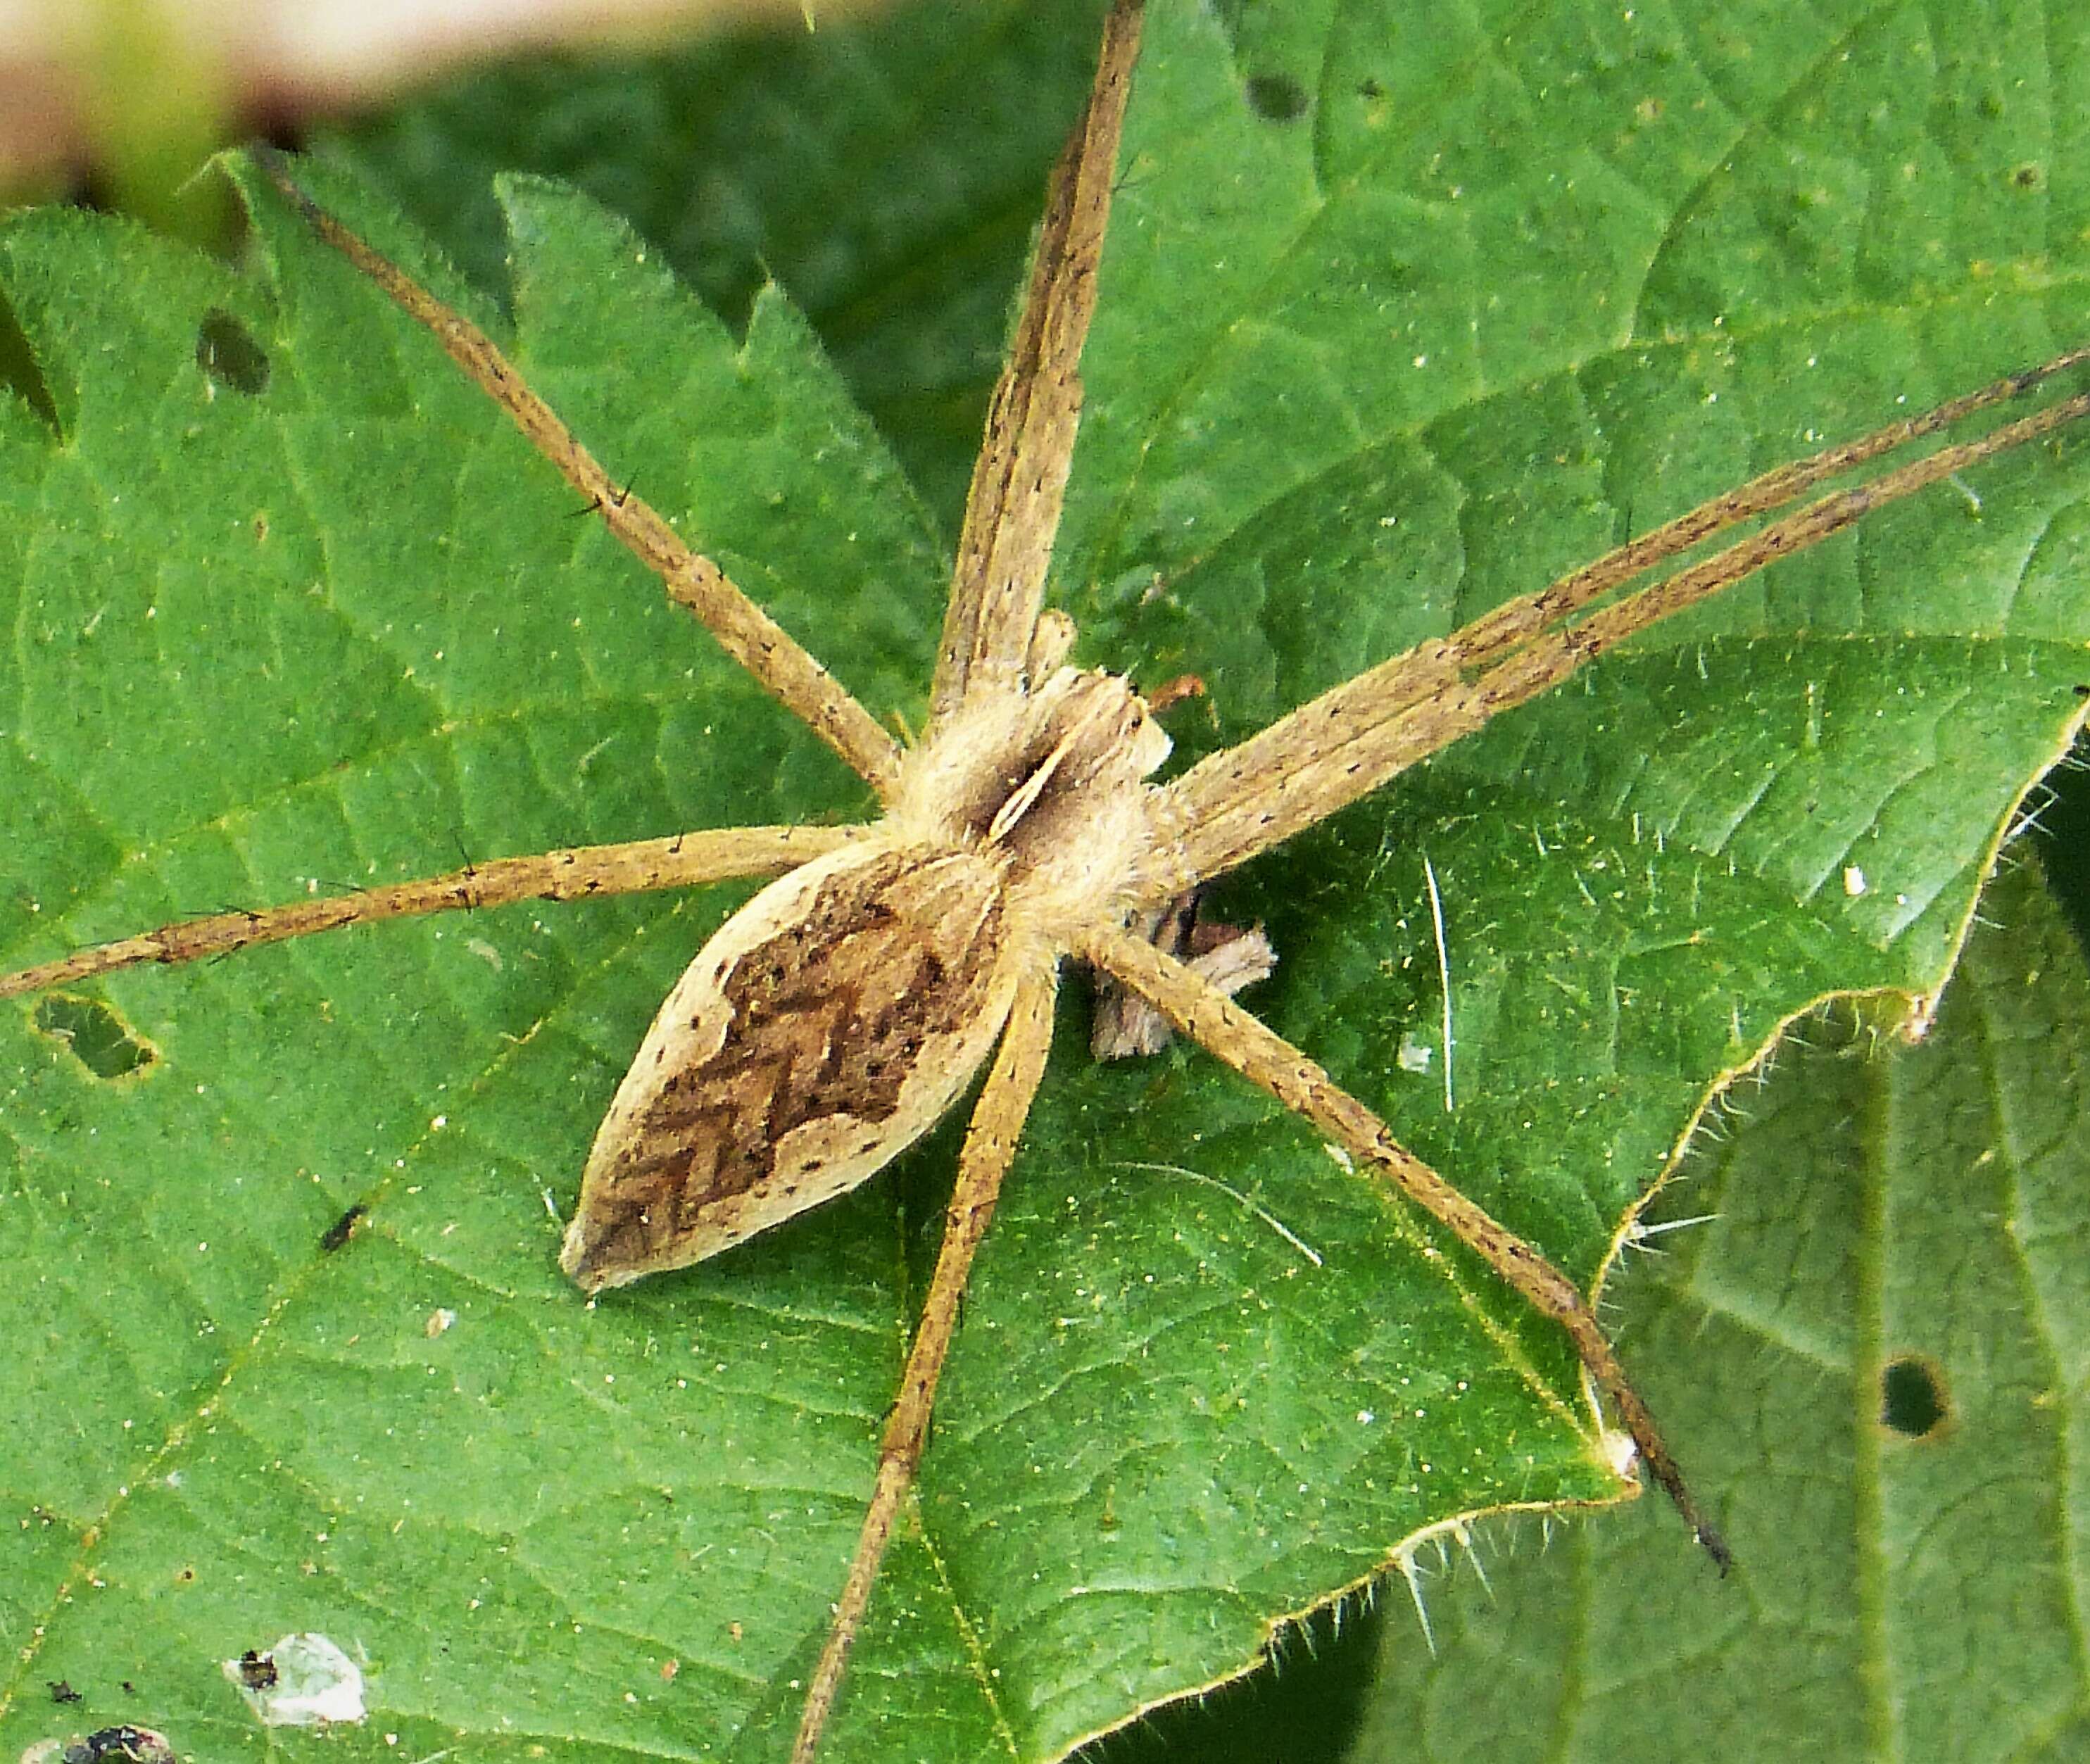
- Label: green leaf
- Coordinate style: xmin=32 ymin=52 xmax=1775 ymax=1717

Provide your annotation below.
xmin=1 ymin=4 xmax=2086 ymax=1763
xmin=1347 ymin=852 xmax=2090 ymax=1764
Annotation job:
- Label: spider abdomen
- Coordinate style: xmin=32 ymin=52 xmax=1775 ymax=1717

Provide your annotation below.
xmin=560 ymin=838 xmax=1019 ymax=1290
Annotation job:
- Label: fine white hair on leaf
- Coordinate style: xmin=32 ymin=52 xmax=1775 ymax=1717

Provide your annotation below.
xmin=1115 ymin=1160 xmax=1323 ymax=1266
xmin=1392 ymin=1541 xmax=1437 ymax=1655
xmin=1421 ymin=852 xmax=1453 ymax=1114
xmin=1452 ymin=1520 xmax=1492 ymax=1599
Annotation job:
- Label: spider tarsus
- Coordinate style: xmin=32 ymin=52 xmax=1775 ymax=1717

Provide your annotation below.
xmin=1594 ymin=1366 xmax=1730 ymax=1570
xmin=1703 ymin=1525 xmax=1734 ymax=1575
xmin=1645 ymin=1451 xmax=1732 ymax=1573
xmin=250 ymin=142 xmax=322 ymax=225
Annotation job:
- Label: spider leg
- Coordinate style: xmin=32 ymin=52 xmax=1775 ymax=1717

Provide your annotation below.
xmin=1454 ymin=340 xmax=2090 ymax=674
xmin=0 ymin=824 xmax=860 ymax=999
xmin=1152 ymin=379 xmax=2090 ymax=891
xmin=792 ymin=964 xmax=1059 ymax=1764
xmin=927 ymin=0 xmax=1143 ymax=725
xmin=1078 ymin=923 xmax=1732 ymax=1570
xmin=252 ymin=149 xmax=903 ymax=798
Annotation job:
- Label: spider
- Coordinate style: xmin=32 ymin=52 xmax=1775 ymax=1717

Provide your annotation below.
xmin=6 ymin=4 xmax=2089 ymax=1759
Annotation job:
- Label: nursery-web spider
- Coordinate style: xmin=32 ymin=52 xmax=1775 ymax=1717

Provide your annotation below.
xmin=9 ymin=4 xmax=2090 ymax=1757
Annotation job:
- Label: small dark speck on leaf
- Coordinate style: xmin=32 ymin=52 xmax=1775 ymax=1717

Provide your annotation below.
xmin=320 ymin=1204 xmax=368 ymax=1252
xmin=195 ymin=309 xmax=270 ymax=395
xmin=49 ymin=1680 xmax=82 ymax=1704
xmin=1245 ymin=71 xmax=1309 ymax=122
xmin=236 ymin=1649 xmax=279 ymax=1690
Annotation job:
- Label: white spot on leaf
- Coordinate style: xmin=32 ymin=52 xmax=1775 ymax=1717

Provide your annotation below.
xmin=225 ymin=1633 xmax=366 ymax=1727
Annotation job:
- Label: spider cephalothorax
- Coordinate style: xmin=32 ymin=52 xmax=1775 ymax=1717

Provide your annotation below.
xmin=893 ymin=660 xmax=1173 ymax=921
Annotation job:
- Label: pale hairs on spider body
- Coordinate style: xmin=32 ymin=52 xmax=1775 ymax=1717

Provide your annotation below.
xmin=9 ymin=1 xmax=2090 ymax=1758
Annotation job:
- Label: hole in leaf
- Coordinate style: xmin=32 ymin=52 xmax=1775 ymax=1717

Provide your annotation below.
xmin=222 ymin=1632 xmax=366 ymax=1727
xmin=195 ymin=308 xmax=270 ymax=394
xmin=0 ymin=284 xmax=61 ymax=432
xmin=1880 ymin=1355 xmax=1949 ymax=1438
xmin=1245 ymin=72 xmax=1309 ymax=122
xmin=32 ymin=994 xmax=158 ymax=1079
